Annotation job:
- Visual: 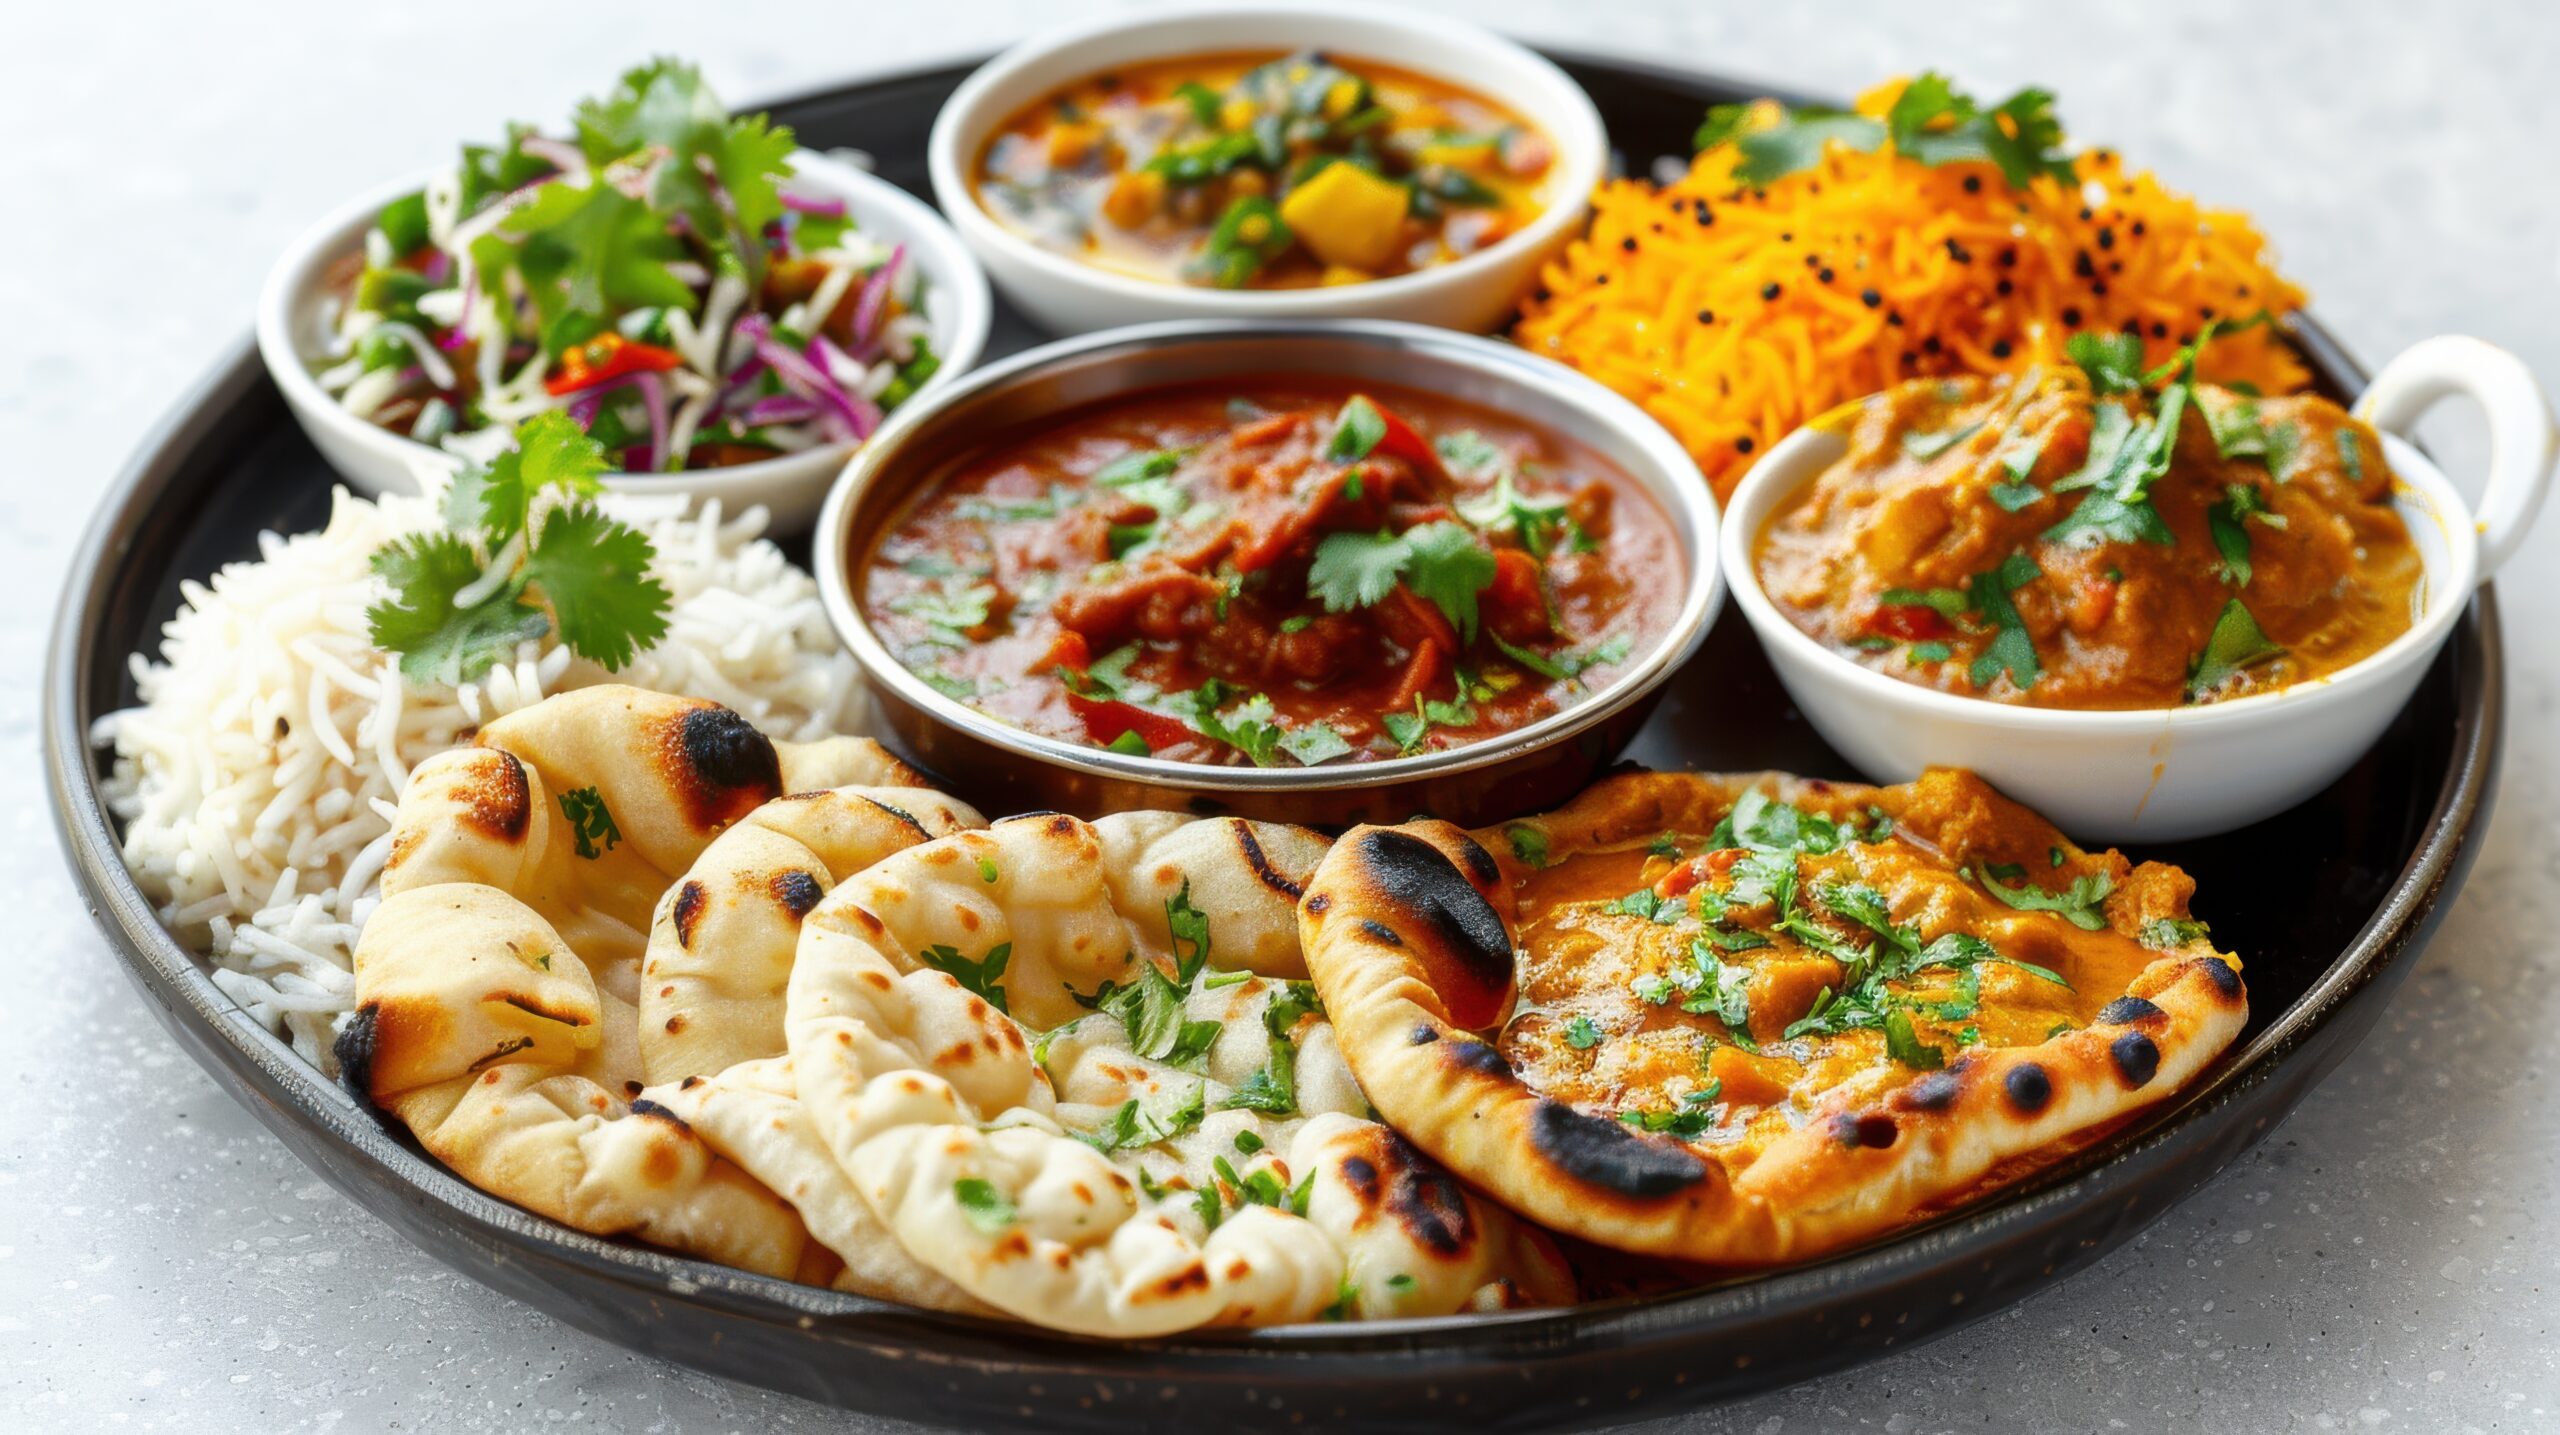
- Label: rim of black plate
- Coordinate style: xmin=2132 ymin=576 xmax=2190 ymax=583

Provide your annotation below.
xmin=41 ymin=47 xmax=2503 ymax=1364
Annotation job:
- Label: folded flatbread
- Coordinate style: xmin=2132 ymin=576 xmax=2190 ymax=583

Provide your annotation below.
xmin=1297 ymin=768 xmax=2247 ymax=1266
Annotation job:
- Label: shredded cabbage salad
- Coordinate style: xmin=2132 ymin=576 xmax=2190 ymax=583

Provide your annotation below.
xmin=312 ymin=59 xmax=940 ymax=473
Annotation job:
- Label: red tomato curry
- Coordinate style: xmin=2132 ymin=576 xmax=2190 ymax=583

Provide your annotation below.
xmin=861 ymin=381 xmax=1683 ymax=766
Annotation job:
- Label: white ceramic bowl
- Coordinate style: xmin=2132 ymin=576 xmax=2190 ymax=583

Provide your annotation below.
xmin=926 ymin=1 xmax=1607 ymax=337
xmin=1722 ymin=335 xmax=2558 ymax=842
xmin=256 ymin=151 xmax=991 ymax=534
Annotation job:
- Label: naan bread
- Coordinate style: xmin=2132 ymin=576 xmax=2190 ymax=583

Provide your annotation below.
xmin=1298 ymin=768 xmax=2247 ymax=1266
xmin=638 ymin=786 xmax=985 ymax=1084
xmin=780 ymin=810 xmax=1574 ymax=1334
xmin=338 ymin=686 xmax=924 ymax=1275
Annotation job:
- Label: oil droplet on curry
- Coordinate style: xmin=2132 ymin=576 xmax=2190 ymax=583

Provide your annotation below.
xmin=974 ymin=51 xmax=1557 ymax=289
xmin=1755 ymin=337 xmax=2423 ymax=710
xmin=861 ymin=381 xmax=1682 ymax=767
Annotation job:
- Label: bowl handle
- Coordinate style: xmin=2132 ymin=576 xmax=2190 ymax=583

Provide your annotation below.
xmin=2355 ymin=335 xmax=2559 ymax=579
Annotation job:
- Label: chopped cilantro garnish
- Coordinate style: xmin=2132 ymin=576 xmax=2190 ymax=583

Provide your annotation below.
xmin=1901 ymin=422 xmax=1982 ymax=462
xmin=1306 ymin=522 xmax=1497 ymax=642
xmin=2208 ymin=481 xmax=2283 ymax=586
xmin=952 ymin=1177 xmax=1014 ymax=1234
xmin=1506 ymin=825 xmax=1551 ymax=868
xmin=1095 ymin=448 xmax=1186 ymax=487
xmin=1883 ymin=1009 xmax=1946 ymax=1070
xmin=1878 ymin=586 xmax=1968 ymax=621
xmin=1963 ymin=552 xmax=2043 ymax=691
xmin=1075 ymin=1083 xmax=1208 ymax=1154
xmin=2187 ymin=598 xmax=2286 ymax=700
xmin=1325 ymin=395 xmax=1388 ymax=464
xmin=918 ymin=941 xmax=1012 ymax=1012
xmin=1277 ymin=722 xmax=1355 ymax=767
xmin=2140 ymin=916 xmax=2214 ymax=950
xmin=1695 ymin=75 xmax=2075 ymax=190
xmin=556 ymin=786 xmax=621 ymax=860
xmin=1975 ymin=868 xmax=2113 ymax=931
xmin=1562 ymin=1014 xmax=1603 ymax=1049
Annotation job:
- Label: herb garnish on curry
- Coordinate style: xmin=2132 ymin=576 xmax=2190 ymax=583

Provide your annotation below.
xmin=862 ymin=381 xmax=1681 ymax=766
xmin=1756 ymin=330 xmax=2422 ymax=708
xmin=974 ymin=51 xmax=1556 ymax=289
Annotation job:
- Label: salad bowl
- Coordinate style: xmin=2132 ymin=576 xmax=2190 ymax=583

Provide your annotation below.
xmin=257 ymin=151 xmax=991 ymax=533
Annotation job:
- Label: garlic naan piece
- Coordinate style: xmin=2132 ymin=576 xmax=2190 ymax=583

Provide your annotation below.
xmin=638 ymin=786 xmax=984 ymax=1084
xmin=340 ymin=686 xmax=923 ymax=1276
xmin=782 ymin=810 xmax=1572 ymax=1334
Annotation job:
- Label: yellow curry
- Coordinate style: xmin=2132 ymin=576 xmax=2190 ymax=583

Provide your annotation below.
xmin=1498 ymin=770 xmax=2210 ymax=1149
xmin=974 ymin=51 xmax=1556 ymax=289
xmin=1756 ymin=335 xmax=2422 ymax=709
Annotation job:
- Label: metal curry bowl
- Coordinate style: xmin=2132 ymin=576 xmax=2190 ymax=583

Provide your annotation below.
xmin=811 ymin=318 xmax=1722 ymax=826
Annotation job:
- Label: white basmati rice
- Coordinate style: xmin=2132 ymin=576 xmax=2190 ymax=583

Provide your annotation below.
xmin=94 ymin=481 xmax=864 ymax=1074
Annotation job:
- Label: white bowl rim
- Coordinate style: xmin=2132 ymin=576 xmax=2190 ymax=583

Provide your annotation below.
xmin=253 ymin=149 xmax=994 ymax=492
xmin=923 ymin=0 xmax=1608 ymax=315
xmin=812 ymin=316 xmax=1724 ymax=792
xmin=1719 ymin=384 xmax=2483 ymax=737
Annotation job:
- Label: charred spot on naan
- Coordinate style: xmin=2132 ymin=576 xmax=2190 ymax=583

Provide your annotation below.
xmin=1346 ymin=828 xmax=1515 ymax=1031
xmin=657 ymin=703 xmax=784 ymax=831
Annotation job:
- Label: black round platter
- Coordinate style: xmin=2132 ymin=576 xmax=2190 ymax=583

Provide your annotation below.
xmin=43 ymin=50 xmax=2501 ymax=1432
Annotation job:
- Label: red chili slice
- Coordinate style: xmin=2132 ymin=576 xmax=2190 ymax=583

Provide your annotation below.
xmin=1063 ymin=693 xmax=1195 ymax=754
xmin=1866 ymin=603 xmax=1953 ymax=642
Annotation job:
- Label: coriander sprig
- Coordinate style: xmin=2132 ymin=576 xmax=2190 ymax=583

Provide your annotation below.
xmin=365 ymin=411 xmax=673 ymax=685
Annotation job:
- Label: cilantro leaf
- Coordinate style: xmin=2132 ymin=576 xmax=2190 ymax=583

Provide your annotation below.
xmin=1075 ymin=1083 xmax=1209 ymax=1154
xmin=476 ymin=410 xmax=611 ymax=545
xmin=486 ymin=182 xmax=695 ymax=356
xmin=1882 ymin=1009 xmax=1946 ymax=1070
xmin=1728 ymin=109 xmax=1884 ymax=184
xmin=365 ymin=533 xmax=551 ymax=686
xmin=522 ymin=504 xmax=673 ymax=672
xmin=1434 ymin=429 xmax=1505 ymax=476
xmin=1562 ymin=1015 xmax=1603 ymax=1050
xmin=952 ymin=1177 xmax=1014 ymax=1234
xmin=1901 ymin=421 xmax=1982 ymax=462
xmin=1976 ymin=868 xmax=2113 ymax=931
xmin=1307 ymin=529 xmax=1411 ymax=611
xmin=1963 ymin=552 xmax=2043 ymax=691
xmin=1326 ymin=395 xmax=1388 ymax=464
xmin=1506 ymin=825 xmax=1550 ymax=868
xmin=2066 ymin=332 xmax=2148 ymax=395
xmin=919 ymin=941 xmax=1012 ymax=1012
xmin=1306 ymin=522 xmax=1495 ymax=641
xmin=2140 ymin=916 xmax=2213 ymax=950
xmin=2187 ymin=598 xmax=2286 ymax=700
xmin=1277 ymin=722 xmax=1354 ymax=767
xmin=1398 ymin=522 xmax=1498 ymax=642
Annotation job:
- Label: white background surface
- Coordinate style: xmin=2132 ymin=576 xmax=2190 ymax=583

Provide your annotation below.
xmin=6 ymin=2 xmax=2557 ymax=1430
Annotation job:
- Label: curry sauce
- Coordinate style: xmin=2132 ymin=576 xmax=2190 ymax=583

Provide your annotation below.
xmin=1756 ymin=356 xmax=2421 ymax=709
xmin=1496 ymin=771 xmax=2201 ymax=1152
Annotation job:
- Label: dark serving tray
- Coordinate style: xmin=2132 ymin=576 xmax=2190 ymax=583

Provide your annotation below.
xmin=44 ymin=50 xmax=2501 ymax=1431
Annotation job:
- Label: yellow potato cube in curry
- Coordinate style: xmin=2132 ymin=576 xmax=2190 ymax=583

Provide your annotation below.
xmin=1280 ymin=163 xmax=1411 ymax=272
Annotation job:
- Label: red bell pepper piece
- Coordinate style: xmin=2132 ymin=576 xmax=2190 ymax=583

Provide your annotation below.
xmin=1063 ymin=693 xmax=1195 ymax=754
xmin=546 ymin=332 xmax=683 ymax=396
xmin=1866 ymin=602 xmax=1953 ymax=642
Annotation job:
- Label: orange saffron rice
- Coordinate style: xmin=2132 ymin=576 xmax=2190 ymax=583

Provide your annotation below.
xmin=1514 ymin=81 xmax=2310 ymax=501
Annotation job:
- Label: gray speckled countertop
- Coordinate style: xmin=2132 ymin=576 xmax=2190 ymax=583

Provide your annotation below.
xmin=7 ymin=2 xmax=2556 ymax=1430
